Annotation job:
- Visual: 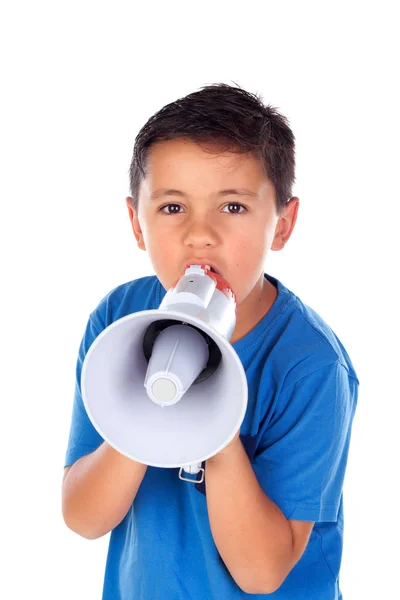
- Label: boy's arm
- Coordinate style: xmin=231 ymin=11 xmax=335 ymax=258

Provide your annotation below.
xmin=205 ymin=435 xmax=313 ymax=595
xmin=62 ymin=442 xmax=147 ymax=540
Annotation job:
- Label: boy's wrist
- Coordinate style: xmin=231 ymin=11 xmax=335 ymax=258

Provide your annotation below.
xmin=206 ymin=432 xmax=242 ymax=465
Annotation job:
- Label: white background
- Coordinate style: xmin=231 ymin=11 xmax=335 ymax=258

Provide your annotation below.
xmin=1 ymin=1 xmax=398 ymax=598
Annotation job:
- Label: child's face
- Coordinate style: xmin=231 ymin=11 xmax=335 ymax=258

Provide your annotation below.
xmin=127 ymin=138 xmax=297 ymax=307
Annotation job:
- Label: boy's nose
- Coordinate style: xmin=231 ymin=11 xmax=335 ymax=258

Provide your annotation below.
xmin=183 ymin=221 xmax=219 ymax=249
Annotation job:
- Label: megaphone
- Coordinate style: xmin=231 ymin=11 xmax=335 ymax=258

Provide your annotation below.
xmin=81 ymin=264 xmax=248 ymax=483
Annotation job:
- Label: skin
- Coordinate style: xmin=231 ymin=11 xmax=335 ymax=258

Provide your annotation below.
xmin=126 ymin=137 xmax=299 ymax=344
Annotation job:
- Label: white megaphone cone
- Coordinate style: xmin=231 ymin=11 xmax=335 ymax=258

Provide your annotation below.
xmin=81 ymin=265 xmax=248 ymax=483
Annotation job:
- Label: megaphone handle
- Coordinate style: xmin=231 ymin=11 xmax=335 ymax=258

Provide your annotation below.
xmin=178 ymin=465 xmax=205 ymax=484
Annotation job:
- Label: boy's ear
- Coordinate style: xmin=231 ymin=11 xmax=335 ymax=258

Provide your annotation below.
xmin=126 ymin=196 xmax=146 ymax=251
xmin=271 ymin=197 xmax=299 ymax=251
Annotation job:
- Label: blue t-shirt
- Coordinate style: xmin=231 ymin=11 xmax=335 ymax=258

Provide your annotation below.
xmin=65 ymin=273 xmax=358 ymax=599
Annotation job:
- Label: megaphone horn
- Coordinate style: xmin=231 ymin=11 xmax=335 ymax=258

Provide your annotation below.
xmin=81 ymin=265 xmax=248 ymax=484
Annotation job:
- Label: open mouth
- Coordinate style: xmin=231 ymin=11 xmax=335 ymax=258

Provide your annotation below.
xmin=186 ymin=263 xmax=220 ymax=276
xmin=205 ymin=265 xmax=219 ymax=275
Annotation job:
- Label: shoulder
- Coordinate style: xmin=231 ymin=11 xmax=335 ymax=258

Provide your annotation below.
xmin=269 ymin=277 xmax=359 ymax=387
xmin=89 ymin=275 xmax=165 ymax=330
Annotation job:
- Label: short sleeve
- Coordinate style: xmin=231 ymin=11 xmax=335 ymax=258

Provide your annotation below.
xmin=252 ymin=360 xmax=358 ymax=522
xmin=64 ymin=311 xmax=106 ymax=468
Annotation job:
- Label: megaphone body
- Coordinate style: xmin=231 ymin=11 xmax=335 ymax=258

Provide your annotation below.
xmin=81 ymin=265 xmax=248 ymax=483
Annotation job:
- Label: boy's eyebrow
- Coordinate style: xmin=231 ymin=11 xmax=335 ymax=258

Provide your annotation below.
xmin=150 ymin=188 xmax=259 ymax=201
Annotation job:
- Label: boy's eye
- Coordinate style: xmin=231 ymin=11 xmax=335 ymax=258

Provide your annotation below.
xmin=159 ymin=204 xmax=183 ymax=215
xmin=222 ymin=203 xmax=247 ymax=214
xmin=159 ymin=203 xmax=247 ymax=215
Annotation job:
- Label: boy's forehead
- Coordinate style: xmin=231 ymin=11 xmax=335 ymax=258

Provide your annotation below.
xmin=143 ymin=138 xmax=269 ymax=189
xmin=138 ymin=139 xmax=276 ymax=204
xmin=148 ymin=137 xmax=254 ymax=166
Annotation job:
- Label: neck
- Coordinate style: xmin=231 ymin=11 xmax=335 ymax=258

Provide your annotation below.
xmin=230 ymin=275 xmax=277 ymax=344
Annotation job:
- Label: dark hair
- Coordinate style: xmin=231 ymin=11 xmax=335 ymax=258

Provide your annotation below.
xmin=128 ymin=82 xmax=296 ymax=214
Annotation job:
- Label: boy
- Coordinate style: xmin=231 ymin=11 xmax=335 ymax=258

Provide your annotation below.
xmin=62 ymin=83 xmax=358 ymax=599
